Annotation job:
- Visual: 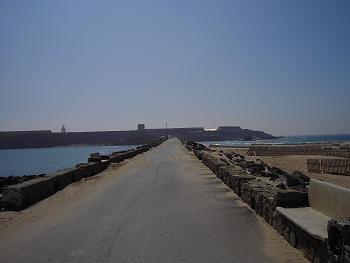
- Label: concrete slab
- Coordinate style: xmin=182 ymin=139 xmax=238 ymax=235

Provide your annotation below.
xmin=277 ymin=207 xmax=330 ymax=241
xmin=309 ymin=179 xmax=350 ymax=219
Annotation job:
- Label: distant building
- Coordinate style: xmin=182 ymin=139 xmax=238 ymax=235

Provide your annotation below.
xmin=61 ymin=125 xmax=67 ymax=133
xmin=137 ymin=124 xmax=145 ymax=130
xmin=216 ymin=126 xmax=241 ymax=131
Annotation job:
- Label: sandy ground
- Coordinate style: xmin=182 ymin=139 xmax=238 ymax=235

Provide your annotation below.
xmin=215 ymin=147 xmax=350 ymax=189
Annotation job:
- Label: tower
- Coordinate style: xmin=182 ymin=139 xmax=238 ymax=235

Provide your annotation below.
xmin=137 ymin=124 xmax=145 ymax=130
xmin=61 ymin=125 xmax=67 ymax=133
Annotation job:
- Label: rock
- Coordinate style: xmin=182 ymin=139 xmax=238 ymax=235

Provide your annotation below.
xmin=266 ymin=172 xmax=281 ymax=181
xmin=290 ymin=230 xmax=296 ymax=247
xmin=239 ymin=161 xmax=266 ymax=175
xmin=269 ymin=166 xmax=286 ymax=175
xmin=276 ymin=182 xmax=287 ymax=189
xmin=328 ymin=219 xmax=350 ymax=260
xmin=193 ymin=142 xmax=207 ymax=151
xmin=220 ymin=158 xmax=230 ymax=165
xmin=256 ymin=158 xmax=267 ymax=166
xmin=224 ymin=153 xmax=233 ymax=160
xmin=285 ymin=171 xmax=310 ymax=187
xmin=234 ymin=153 xmax=245 ymax=159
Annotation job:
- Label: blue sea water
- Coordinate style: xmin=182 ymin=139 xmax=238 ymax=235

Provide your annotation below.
xmin=202 ymin=134 xmax=350 ymax=147
xmin=0 ymin=145 xmax=137 ymax=177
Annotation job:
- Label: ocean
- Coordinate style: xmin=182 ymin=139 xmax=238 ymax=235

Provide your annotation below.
xmin=0 ymin=145 xmax=137 ymax=177
xmin=202 ymin=134 xmax=350 ymax=147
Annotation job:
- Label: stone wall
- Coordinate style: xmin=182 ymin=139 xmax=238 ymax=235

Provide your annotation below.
xmin=1 ymin=167 xmax=84 ymax=210
xmin=307 ymin=159 xmax=350 ymax=176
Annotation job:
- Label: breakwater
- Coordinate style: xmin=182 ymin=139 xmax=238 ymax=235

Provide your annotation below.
xmin=0 ymin=138 xmax=166 ymax=210
xmin=182 ymin=139 xmax=350 ymax=263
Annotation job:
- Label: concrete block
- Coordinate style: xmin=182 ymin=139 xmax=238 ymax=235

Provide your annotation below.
xmin=309 ymin=179 xmax=350 ymax=219
xmin=1 ymin=167 xmax=82 ymax=210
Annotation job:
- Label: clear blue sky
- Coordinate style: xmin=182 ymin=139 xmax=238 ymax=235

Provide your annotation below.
xmin=1 ymin=0 xmax=349 ymax=136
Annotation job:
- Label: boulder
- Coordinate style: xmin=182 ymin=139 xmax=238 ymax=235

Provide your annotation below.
xmin=328 ymin=219 xmax=350 ymax=263
xmin=285 ymin=171 xmax=310 ymax=187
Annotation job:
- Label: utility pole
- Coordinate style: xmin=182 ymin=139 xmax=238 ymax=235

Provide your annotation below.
xmin=166 ymin=123 xmax=168 ymax=139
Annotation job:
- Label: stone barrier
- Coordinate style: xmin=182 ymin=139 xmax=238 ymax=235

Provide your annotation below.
xmin=0 ymin=167 xmax=83 ymax=210
xmin=80 ymin=161 xmax=110 ymax=178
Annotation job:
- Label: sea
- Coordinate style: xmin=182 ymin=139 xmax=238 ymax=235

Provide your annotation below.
xmin=0 ymin=145 xmax=137 ymax=177
xmin=202 ymin=134 xmax=350 ymax=147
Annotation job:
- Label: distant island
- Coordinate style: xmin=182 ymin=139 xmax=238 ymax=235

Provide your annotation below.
xmin=0 ymin=125 xmax=275 ymax=149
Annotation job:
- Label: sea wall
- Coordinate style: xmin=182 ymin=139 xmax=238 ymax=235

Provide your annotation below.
xmin=0 ymin=138 xmax=166 ymax=210
xmin=183 ymin=139 xmax=349 ymax=263
xmin=307 ymin=159 xmax=350 ymax=176
xmin=248 ymin=145 xmax=350 ymax=158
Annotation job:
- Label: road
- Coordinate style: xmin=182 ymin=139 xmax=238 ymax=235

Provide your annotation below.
xmin=0 ymin=139 xmax=307 ymax=263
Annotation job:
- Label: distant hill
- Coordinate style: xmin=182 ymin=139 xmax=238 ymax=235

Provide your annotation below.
xmin=0 ymin=126 xmax=275 ymax=149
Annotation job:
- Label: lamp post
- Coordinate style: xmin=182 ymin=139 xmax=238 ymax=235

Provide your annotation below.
xmin=166 ymin=123 xmax=168 ymax=139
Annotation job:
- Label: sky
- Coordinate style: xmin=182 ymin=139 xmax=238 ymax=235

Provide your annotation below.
xmin=0 ymin=0 xmax=349 ymax=136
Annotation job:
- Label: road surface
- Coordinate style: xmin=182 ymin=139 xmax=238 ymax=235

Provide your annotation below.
xmin=0 ymin=139 xmax=307 ymax=263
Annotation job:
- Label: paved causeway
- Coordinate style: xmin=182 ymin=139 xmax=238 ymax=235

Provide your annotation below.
xmin=0 ymin=139 xmax=307 ymax=263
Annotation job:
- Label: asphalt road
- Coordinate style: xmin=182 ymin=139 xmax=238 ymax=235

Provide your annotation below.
xmin=0 ymin=139 xmax=306 ymax=263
